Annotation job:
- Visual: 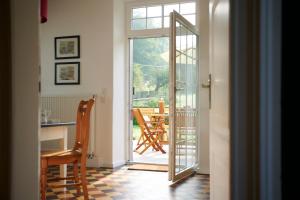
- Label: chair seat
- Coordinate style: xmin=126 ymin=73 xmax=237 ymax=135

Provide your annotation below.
xmin=41 ymin=150 xmax=81 ymax=165
xmin=41 ymin=149 xmax=82 ymax=158
xmin=41 ymin=149 xmax=82 ymax=166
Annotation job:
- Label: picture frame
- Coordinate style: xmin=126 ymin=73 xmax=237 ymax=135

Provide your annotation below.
xmin=54 ymin=35 xmax=80 ymax=59
xmin=55 ymin=62 xmax=80 ymax=85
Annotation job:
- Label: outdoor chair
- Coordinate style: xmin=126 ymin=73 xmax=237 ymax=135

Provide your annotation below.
xmin=132 ymin=108 xmax=166 ymax=155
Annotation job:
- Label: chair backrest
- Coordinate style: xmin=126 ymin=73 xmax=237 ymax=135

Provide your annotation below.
xmin=73 ymin=98 xmax=95 ymax=163
xmin=159 ymin=99 xmax=165 ymax=114
xmin=132 ymin=108 xmax=152 ymax=133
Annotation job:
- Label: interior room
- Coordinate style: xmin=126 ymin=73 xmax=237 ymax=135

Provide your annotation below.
xmin=3 ymin=0 xmax=281 ymax=199
xmin=38 ymin=0 xmax=211 ymax=199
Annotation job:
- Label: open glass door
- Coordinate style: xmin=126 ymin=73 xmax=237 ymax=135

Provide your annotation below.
xmin=169 ymin=11 xmax=199 ymax=182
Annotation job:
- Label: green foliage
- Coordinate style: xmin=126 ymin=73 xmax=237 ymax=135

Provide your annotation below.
xmin=132 ymin=37 xmax=170 ymax=105
xmin=133 ymin=38 xmax=168 ymax=66
xmin=132 ymin=125 xmax=141 ymax=140
xmin=153 ymin=67 xmax=168 ymax=91
xmin=133 ymin=97 xmax=161 ymax=108
xmin=133 ymin=64 xmax=144 ymax=91
xmin=133 ymin=116 xmax=138 ymax=125
xmin=147 ymin=97 xmax=159 ymax=107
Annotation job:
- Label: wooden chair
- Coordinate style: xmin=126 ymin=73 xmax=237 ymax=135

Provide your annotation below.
xmin=147 ymin=100 xmax=168 ymax=146
xmin=158 ymin=99 xmax=165 ymax=114
xmin=132 ymin=108 xmax=166 ymax=155
xmin=136 ymin=115 xmax=150 ymax=148
xmin=40 ymin=98 xmax=95 ymax=200
xmin=158 ymin=99 xmax=168 ymax=145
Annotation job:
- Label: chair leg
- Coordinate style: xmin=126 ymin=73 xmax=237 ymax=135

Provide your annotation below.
xmin=40 ymin=159 xmax=47 ymax=200
xmin=73 ymin=161 xmax=81 ymax=195
xmin=137 ymin=131 xmax=144 ymax=145
xmin=80 ymin=165 xmax=89 ymax=200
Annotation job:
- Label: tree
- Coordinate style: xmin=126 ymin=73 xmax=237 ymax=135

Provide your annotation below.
xmin=133 ymin=38 xmax=169 ymax=93
xmin=133 ymin=64 xmax=144 ymax=91
xmin=133 ymin=38 xmax=168 ymax=67
xmin=154 ymin=67 xmax=168 ymax=92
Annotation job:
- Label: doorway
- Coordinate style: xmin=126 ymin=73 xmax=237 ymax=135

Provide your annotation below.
xmin=129 ymin=37 xmax=169 ymax=165
xmin=127 ymin=11 xmax=201 ymax=181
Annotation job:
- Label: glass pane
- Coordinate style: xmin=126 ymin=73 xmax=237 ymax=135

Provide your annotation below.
xmin=164 ymin=17 xmax=170 ymax=28
xmin=132 ymin=37 xmax=169 ymax=108
xmin=174 ymin=15 xmax=198 ymax=177
xmin=192 ymin=35 xmax=197 ymax=51
xmin=187 ymin=32 xmax=193 ymax=50
xmin=180 ymin=26 xmax=187 ymax=52
xmin=147 ymin=6 xmax=162 ymax=17
xmin=147 ymin=17 xmax=162 ymax=29
xmin=180 ymin=2 xmax=196 ymax=15
xmin=183 ymin=14 xmax=196 ymax=25
xmin=132 ymin=19 xmax=146 ymax=30
xmin=132 ymin=7 xmax=146 ymax=19
xmin=164 ymin=4 xmax=179 ymax=16
xmin=165 ymin=16 xmax=180 ymax=28
xmin=131 ymin=37 xmax=169 ymax=164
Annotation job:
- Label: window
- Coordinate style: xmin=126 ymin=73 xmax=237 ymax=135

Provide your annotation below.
xmin=130 ymin=2 xmax=196 ymax=31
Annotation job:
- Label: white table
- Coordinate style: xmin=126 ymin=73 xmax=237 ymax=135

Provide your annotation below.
xmin=40 ymin=122 xmax=76 ymax=181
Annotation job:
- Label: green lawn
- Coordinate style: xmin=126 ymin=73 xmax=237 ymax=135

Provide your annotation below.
xmin=132 ymin=125 xmax=141 ymax=140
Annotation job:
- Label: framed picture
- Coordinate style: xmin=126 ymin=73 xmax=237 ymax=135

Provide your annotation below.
xmin=55 ymin=35 xmax=80 ymax=59
xmin=55 ymin=62 xmax=80 ymax=85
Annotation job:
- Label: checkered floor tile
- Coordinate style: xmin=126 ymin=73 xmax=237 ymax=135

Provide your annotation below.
xmin=45 ymin=165 xmax=209 ymax=200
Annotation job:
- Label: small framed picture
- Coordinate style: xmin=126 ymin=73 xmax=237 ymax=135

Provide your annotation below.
xmin=54 ymin=35 xmax=80 ymax=59
xmin=55 ymin=62 xmax=80 ymax=85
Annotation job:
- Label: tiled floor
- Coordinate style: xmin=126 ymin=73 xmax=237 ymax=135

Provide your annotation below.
xmin=46 ymin=165 xmax=210 ymax=200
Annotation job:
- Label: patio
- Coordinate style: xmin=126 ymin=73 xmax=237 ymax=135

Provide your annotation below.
xmin=132 ymin=107 xmax=169 ymax=165
xmin=132 ymin=139 xmax=169 ymax=165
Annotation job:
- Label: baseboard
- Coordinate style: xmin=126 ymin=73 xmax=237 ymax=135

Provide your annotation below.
xmin=86 ymin=157 xmax=101 ymax=168
xmin=87 ymin=157 xmax=126 ymax=168
xmin=197 ymin=167 xmax=210 ymax=175
xmin=99 ymin=160 xmax=126 ymax=168
xmin=111 ymin=160 xmax=126 ymax=168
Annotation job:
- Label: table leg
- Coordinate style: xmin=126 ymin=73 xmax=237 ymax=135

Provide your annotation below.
xmin=59 ymin=127 xmax=68 ymax=185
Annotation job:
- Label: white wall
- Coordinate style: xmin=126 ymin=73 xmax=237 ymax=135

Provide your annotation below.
xmin=40 ymin=0 xmax=116 ymax=167
xmin=10 ymin=0 xmax=40 ymax=198
xmin=112 ymin=0 xmax=127 ymax=167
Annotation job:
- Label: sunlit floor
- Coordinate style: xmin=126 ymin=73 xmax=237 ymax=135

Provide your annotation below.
xmin=46 ymin=165 xmax=210 ymax=200
xmin=132 ymin=140 xmax=168 ymax=164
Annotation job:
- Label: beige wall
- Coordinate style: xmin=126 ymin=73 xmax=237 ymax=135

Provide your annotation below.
xmin=10 ymin=0 xmax=40 ymax=198
xmin=198 ymin=0 xmax=210 ymax=174
xmin=40 ymin=0 xmax=118 ymax=167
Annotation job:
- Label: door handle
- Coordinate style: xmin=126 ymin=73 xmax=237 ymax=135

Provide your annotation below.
xmin=202 ymin=74 xmax=211 ymax=109
xmin=201 ymin=83 xmax=210 ymax=88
